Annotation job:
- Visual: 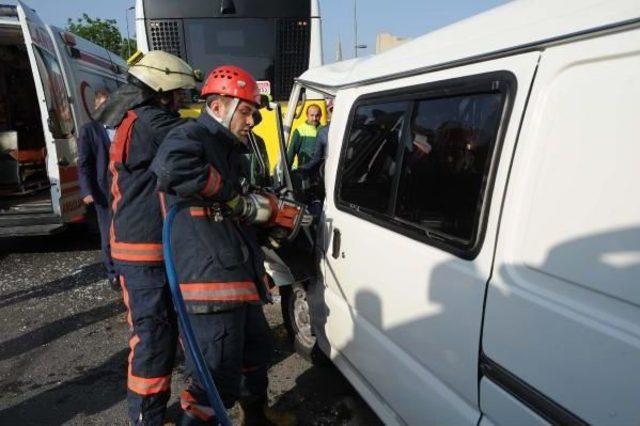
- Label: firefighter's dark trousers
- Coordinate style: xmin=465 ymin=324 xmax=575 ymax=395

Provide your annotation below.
xmin=118 ymin=264 xmax=178 ymax=425
xmin=179 ymin=304 xmax=273 ymax=422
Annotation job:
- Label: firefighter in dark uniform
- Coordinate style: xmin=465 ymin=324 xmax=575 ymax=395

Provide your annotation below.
xmin=152 ymin=66 xmax=306 ymax=425
xmin=105 ymin=51 xmax=198 ymax=425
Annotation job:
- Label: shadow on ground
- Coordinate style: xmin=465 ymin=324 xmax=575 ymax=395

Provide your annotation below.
xmin=0 ymin=300 xmax=125 ymax=362
xmin=0 ymin=349 xmax=128 ymax=425
xmin=0 ymin=225 xmax=100 ymax=258
xmin=0 ymin=262 xmax=107 ymax=309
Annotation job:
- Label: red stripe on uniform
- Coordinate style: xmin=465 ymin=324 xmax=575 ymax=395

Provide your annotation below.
xmin=200 ymin=165 xmax=223 ymax=197
xmin=179 ymin=281 xmax=260 ymax=302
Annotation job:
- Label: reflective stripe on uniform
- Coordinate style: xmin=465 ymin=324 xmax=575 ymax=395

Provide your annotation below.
xmin=111 ymin=240 xmax=164 ymax=262
xmin=180 ymin=281 xmax=259 ymax=302
xmin=108 ymin=111 xmax=163 ymax=263
xmin=128 ymin=371 xmax=171 ymax=395
xmin=121 ymin=276 xmax=172 ymax=396
xmin=200 ymin=165 xmax=223 ymax=197
xmin=181 ymin=390 xmax=215 ymax=421
xmin=189 ymin=207 xmax=209 ymax=217
xmin=159 ymin=192 xmax=168 ymax=218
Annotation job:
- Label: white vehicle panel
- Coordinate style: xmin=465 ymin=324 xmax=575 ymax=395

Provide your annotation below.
xmin=482 ymin=27 xmax=640 ymax=424
xmin=299 ymin=0 xmax=640 ymax=88
xmin=316 ymin=52 xmax=540 ymax=424
xmin=16 ymin=1 xmax=67 ymax=217
xmin=479 ymin=379 xmax=548 ymax=426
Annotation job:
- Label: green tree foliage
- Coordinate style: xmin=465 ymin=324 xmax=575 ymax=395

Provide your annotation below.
xmin=66 ymin=14 xmax=136 ymax=59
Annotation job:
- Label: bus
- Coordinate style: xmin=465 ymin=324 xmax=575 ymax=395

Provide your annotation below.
xmin=134 ymin=0 xmax=325 ymax=164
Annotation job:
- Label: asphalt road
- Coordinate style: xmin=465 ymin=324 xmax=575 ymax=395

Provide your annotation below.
xmin=0 ymin=226 xmax=381 ymax=425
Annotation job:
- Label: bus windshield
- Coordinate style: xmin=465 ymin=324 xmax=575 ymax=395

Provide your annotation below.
xmin=139 ymin=0 xmax=319 ymax=101
xmin=183 ymin=18 xmax=276 ymax=85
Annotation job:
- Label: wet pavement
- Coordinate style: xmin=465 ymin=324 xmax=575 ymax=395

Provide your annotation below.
xmin=0 ymin=226 xmax=382 ymax=425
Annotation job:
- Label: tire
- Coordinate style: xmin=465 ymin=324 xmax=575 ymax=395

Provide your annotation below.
xmin=280 ymin=283 xmax=327 ymax=364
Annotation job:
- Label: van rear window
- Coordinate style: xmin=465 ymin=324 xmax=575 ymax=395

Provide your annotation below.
xmin=336 ymin=73 xmax=513 ymax=256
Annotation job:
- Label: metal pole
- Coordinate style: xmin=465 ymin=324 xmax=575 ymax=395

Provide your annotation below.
xmin=125 ymin=6 xmax=134 ymax=58
xmin=353 ymin=0 xmax=358 ymax=58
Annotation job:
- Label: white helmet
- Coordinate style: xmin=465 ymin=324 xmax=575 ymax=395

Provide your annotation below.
xmin=128 ymin=51 xmax=197 ymax=93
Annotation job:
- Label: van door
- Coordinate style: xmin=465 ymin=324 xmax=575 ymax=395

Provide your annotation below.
xmin=317 ymin=52 xmax=540 ymax=425
xmin=16 ymin=1 xmax=83 ymax=221
xmin=480 ymin=28 xmax=640 ymax=425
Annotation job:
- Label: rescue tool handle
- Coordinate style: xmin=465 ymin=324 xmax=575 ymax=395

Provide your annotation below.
xmin=163 ymin=203 xmax=232 ymax=426
xmin=332 ymin=228 xmax=341 ymax=259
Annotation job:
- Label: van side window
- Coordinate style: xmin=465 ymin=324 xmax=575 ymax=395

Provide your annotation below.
xmin=396 ymin=92 xmax=503 ymax=243
xmin=33 ymin=47 xmax=74 ymax=138
xmin=339 ymin=101 xmax=409 ymax=214
xmin=336 ymin=74 xmax=512 ymax=256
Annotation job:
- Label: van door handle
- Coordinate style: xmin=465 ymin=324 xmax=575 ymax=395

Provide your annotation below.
xmin=332 ymin=228 xmax=341 ymax=259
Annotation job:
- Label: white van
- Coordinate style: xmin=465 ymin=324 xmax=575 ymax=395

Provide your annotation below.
xmin=0 ymin=1 xmax=126 ymax=236
xmin=279 ymin=0 xmax=640 ymax=424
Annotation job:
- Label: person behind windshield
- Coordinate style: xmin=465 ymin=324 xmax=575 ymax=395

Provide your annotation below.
xmin=286 ymin=103 xmax=322 ymax=168
xmin=300 ymin=98 xmax=333 ymax=178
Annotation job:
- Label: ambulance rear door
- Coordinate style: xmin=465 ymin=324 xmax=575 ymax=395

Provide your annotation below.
xmin=16 ymin=1 xmax=84 ymax=221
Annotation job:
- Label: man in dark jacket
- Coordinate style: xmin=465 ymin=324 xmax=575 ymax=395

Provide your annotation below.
xmin=152 ymin=65 xmax=304 ymax=425
xmin=106 ymin=51 xmax=198 ymax=426
xmin=77 ymin=89 xmax=118 ymax=288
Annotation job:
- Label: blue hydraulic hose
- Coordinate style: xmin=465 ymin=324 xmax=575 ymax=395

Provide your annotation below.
xmin=163 ymin=203 xmax=232 ymax=426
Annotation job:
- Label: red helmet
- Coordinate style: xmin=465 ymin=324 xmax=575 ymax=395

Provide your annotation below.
xmin=201 ymin=65 xmax=261 ymax=106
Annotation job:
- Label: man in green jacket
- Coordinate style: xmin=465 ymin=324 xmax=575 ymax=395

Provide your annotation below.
xmin=287 ymin=104 xmax=322 ymax=168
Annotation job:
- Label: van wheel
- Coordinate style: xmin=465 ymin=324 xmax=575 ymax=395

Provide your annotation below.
xmin=280 ymin=283 xmax=325 ymax=364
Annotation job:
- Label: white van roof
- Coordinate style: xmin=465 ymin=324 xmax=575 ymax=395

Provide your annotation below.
xmin=50 ymin=26 xmax=128 ymax=71
xmin=300 ymin=0 xmax=640 ymax=90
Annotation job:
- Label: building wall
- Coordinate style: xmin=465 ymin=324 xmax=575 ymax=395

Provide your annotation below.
xmin=376 ymin=32 xmax=410 ymax=53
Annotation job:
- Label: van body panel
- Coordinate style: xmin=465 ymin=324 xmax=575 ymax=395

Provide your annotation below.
xmin=16 ymin=1 xmax=76 ymax=218
xmin=482 ymin=28 xmax=640 ymax=424
xmin=48 ymin=25 xmax=126 ymax=127
xmin=298 ymin=0 xmax=640 ymax=89
xmin=316 ymin=52 xmax=540 ymax=424
xmin=46 ymin=24 xmax=126 ymax=223
xmin=479 ymin=378 xmax=548 ymax=426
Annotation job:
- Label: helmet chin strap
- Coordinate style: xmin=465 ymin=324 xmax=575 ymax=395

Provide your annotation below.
xmin=207 ymin=97 xmax=240 ymax=130
xmin=222 ymin=97 xmax=240 ymax=128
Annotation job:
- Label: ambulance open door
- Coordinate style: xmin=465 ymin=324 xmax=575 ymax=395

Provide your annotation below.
xmin=16 ymin=1 xmax=85 ymax=221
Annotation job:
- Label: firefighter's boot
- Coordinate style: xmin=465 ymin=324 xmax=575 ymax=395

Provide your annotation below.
xmin=177 ymin=410 xmax=216 ymax=426
xmin=240 ymin=394 xmax=296 ymax=426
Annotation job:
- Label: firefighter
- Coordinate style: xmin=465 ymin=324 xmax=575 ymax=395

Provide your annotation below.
xmin=106 ymin=51 xmax=198 ymax=425
xmin=152 ymin=65 xmax=305 ymax=425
